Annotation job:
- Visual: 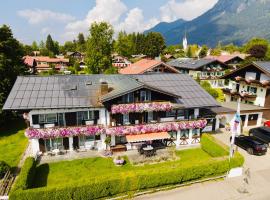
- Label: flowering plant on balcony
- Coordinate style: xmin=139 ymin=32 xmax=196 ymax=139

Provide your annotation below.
xmin=106 ymin=119 xmax=207 ymax=136
xmin=25 ymin=126 xmax=103 ymax=139
xmin=111 ymin=102 xmax=173 ymax=114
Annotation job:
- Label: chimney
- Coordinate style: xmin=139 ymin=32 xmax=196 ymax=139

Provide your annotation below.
xmin=100 ymin=80 xmax=109 ymax=96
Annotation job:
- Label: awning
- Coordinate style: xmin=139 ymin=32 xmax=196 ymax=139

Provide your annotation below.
xmin=126 ymin=132 xmax=171 ymax=143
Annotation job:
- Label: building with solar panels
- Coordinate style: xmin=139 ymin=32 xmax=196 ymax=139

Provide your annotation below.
xmin=3 ymin=74 xmax=221 ymax=156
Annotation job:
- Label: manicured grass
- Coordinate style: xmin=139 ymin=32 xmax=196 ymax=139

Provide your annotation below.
xmin=33 ymin=148 xmax=213 ymax=188
xmin=0 ymin=119 xmax=28 ymax=167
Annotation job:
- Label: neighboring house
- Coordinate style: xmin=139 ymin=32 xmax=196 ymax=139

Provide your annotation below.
xmin=112 ymin=55 xmax=131 ymax=69
xmin=167 ymin=58 xmax=228 ymax=88
xmin=24 ymin=56 xmax=69 ymax=73
xmin=119 ymin=59 xmax=180 ymax=74
xmin=164 ymin=54 xmax=175 ymax=60
xmin=206 ymin=54 xmax=245 ymax=69
xmin=221 ymin=61 xmax=270 ymax=120
xmin=66 ymin=51 xmax=84 ymax=60
xmin=3 ymin=74 xmax=220 ymax=156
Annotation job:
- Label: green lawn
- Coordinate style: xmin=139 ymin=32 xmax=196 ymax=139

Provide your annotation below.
xmin=33 ymin=148 xmax=214 ymax=188
xmin=0 ymin=119 xmax=28 ymax=167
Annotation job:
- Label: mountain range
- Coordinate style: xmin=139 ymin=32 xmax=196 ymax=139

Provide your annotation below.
xmin=146 ymin=0 xmax=270 ymax=46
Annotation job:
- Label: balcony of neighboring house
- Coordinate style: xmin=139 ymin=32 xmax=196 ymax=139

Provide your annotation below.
xmin=222 ymin=88 xmax=239 ymax=96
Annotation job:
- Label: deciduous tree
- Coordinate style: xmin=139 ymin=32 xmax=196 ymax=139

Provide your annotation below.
xmin=86 ymin=22 xmax=114 ymax=74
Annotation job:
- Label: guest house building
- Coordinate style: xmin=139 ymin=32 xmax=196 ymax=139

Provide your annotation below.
xmin=167 ymin=58 xmax=228 ymax=88
xmin=221 ymin=61 xmax=270 ymax=122
xmin=3 ymin=74 xmax=220 ymax=156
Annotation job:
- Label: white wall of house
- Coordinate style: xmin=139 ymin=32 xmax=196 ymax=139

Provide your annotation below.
xmin=31 ymin=139 xmax=40 ymax=156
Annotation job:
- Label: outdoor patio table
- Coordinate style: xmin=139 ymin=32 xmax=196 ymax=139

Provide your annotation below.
xmin=143 ymin=146 xmax=154 ymax=157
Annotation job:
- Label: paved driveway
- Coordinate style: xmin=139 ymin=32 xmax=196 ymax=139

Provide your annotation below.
xmin=213 ymin=131 xmax=270 ymax=173
xmin=135 ymin=131 xmax=270 ymax=200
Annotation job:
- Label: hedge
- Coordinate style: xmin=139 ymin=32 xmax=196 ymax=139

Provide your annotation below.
xmin=201 ymin=134 xmax=229 ymax=157
xmin=11 ymin=157 xmax=36 ymax=192
xmin=9 ymin=155 xmax=243 ymax=200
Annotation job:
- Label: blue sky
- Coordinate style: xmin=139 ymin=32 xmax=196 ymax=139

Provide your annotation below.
xmin=0 ymin=0 xmax=218 ymax=44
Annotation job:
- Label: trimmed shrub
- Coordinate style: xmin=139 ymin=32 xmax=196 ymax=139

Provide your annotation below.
xmin=201 ymin=134 xmax=229 ymax=157
xmin=11 ymin=157 xmax=36 ymax=192
xmin=0 ymin=161 xmax=10 ymax=178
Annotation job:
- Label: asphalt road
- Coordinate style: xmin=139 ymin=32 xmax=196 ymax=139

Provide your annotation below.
xmin=135 ymin=132 xmax=270 ymax=200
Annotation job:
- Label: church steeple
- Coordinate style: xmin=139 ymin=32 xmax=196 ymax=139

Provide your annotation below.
xmin=183 ymin=31 xmax=188 ymax=52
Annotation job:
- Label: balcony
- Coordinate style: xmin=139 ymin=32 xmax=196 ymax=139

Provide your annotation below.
xmin=111 ymin=101 xmax=177 ymax=114
xmin=235 ymin=76 xmax=270 ymax=87
xmin=25 ymin=119 xmax=207 ymax=139
xmin=239 ymin=91 xmax=257 ymax=100
xmin=222 ymin=88 xmax=239 ymax=95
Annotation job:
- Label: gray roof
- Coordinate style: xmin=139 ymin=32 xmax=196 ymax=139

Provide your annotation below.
xmin=254 ymin=61 xmax=270 ymax=75
xmin=132 ymin=74 xmax=220 ymax=108
xmin=3 ymin=74 xmax=219 ymax=110
xmin=167 ymin=58 xmax=217 ymax=70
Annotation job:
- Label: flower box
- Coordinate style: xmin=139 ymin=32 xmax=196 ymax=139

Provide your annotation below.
xmin=111 ymin=102 xmax=172 ymax=114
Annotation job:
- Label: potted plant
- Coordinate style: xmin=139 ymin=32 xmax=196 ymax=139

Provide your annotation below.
xmin=113 ymin=156 xmax=125 ymax=166
xmin=105 ymin=136 xmax=111 ymax=150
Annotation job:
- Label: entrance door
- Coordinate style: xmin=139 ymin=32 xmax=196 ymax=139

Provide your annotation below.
xmin=73 ymin=136 xmax=79 ymax=150
xmin=65 ymin=112 xmax=77 ymax=126
xmin=63 ymin=137 xmax=69 ymax=150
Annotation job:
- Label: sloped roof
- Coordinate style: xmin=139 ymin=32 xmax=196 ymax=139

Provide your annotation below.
xmin=205 ymin=55 xmax=244 ymax=63
xmin=3 ymin=74 xmax=219 ymax=110
xmin=132 ymin=74 xmax=220 ymax=108
xmin=221 ymin=61 xmax=270 ymax=79
xmin=167 ymin=58 xmax=221 ymax=70
xmin=119 ymin=59 xmax=179 ymax=74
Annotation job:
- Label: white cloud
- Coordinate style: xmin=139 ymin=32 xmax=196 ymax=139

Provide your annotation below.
xmin=64 ymin=0 xmax=159 ymax=40
xmin=18 ymin=9 xmax=75 ymax=24
xmin=116 ymin=8 xmax=159 ymax=33
xmin=65 ymin=0 xmax=127 ymax=39
xmin=160 ymin=0 xmax=218 ymax=22
xmin=41 ymin=27 xmax=51 ymax=34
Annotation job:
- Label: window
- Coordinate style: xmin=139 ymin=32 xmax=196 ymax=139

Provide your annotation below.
xmin=58 ymin=113 xmax=65 ymax=126
xmin=123 ymin=93 xmax=134 ymax=103
xmin=180 ymin=130 xmax=189 ymax=138
xmin=39 ymin=114 xmax=57 ymax=124
xmin=140 ymin=90 xmax=151 ymax=102
xmin=45 ymin=138 xmax=63 ymax=151
xmin=192 ymin=129 xmax=199 ymax=136
xmin=148 ymin=112 xmax=153 ymax=122
xmin=115 ymin=136 xmax=127 ymax=144
xmin=77 ymin=111 xmax=95 ymax=125
xmin=248 ymin=114 xmax=258 ymax=121
xmin=169 ymin=131 xmax=177 ymax=140
xmin=166 ymin=110 xmax=176 ymax=118
xmin=123 ymin=114 xmax=129 ymax=124
xmin=247 ymin=86 xmax=257 ymax=94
